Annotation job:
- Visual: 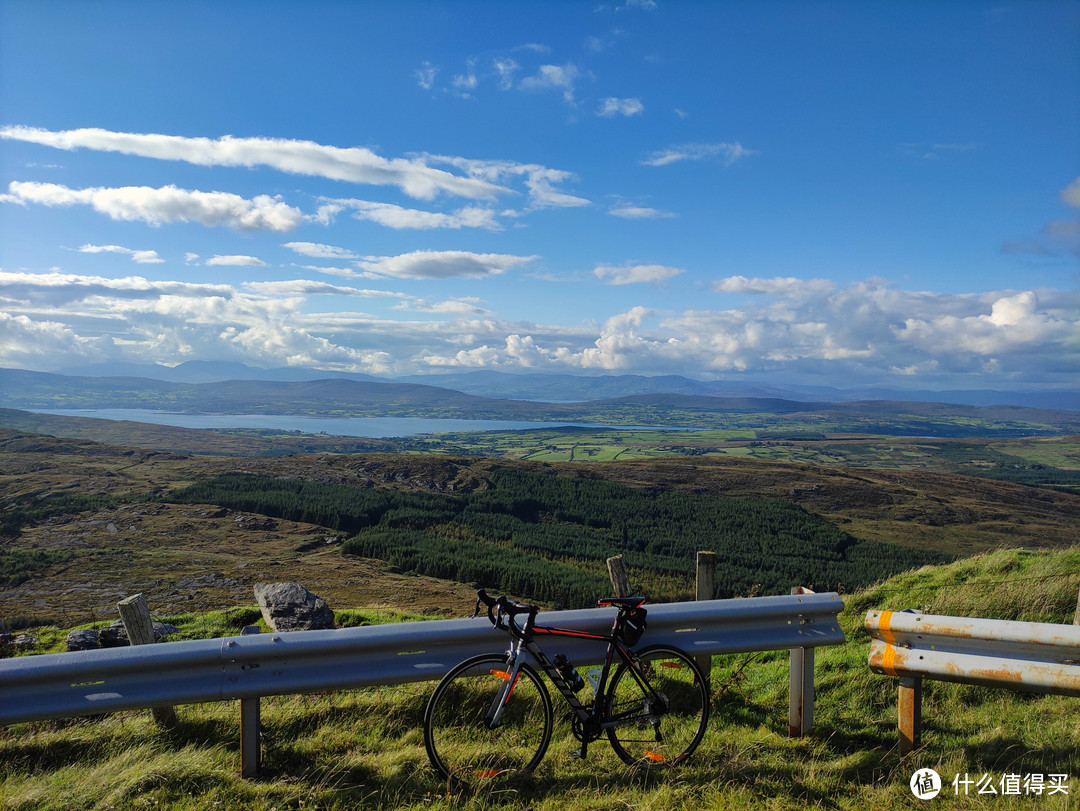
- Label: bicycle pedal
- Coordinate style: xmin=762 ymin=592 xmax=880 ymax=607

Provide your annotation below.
xmin=570 ymin=746 xmax=588 ymax=760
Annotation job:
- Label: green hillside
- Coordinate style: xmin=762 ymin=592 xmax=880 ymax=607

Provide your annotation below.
xmin=166 ymin=468 xmax=951 ymax=607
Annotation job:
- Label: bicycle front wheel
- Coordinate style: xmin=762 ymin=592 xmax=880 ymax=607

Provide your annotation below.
xmin=424 ymin=653 xmax=553 ymax=787
xmin=605 ymin=645 xmax=709 ymax=768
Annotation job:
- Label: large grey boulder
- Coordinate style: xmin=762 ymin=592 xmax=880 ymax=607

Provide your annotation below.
xmin=254 ymin=582 xmax=335 ymax=631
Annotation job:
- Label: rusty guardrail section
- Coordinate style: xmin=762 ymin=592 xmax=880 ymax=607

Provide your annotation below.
xmin=866 ymin=609 xmax=1080 ymax=753
xmin=1 ymin=593 xmax=844 ymax=777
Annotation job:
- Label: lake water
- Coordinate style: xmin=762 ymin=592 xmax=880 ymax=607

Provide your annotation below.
xmin=34 ymin=408 xmax=681 ymax=438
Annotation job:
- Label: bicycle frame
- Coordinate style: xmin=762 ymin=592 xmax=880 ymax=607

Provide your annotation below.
xmin=486 ymin=618 xmax=660 ymax=737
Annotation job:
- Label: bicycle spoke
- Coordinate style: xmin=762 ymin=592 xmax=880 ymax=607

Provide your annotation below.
xmin=424 ymin=655 xmax=553 ymax=787
xmin=605 ymin=646 xmax=709 ymax=768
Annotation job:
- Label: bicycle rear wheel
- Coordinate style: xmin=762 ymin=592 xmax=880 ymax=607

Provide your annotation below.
xmin=604 ymin=645 xmax=709 ymax=768
xmin=424 ymin=653 xmax=553 ymax=787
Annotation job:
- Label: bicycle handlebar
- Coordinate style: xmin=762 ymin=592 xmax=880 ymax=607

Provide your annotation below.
xmin=474 ymin=589 xmax=538 ymax=639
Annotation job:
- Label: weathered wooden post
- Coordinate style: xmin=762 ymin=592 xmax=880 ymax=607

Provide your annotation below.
xmin=695 ymin=551 xmax=716 ymax=679
xmin=1073 ymin=582 xmax=1080 ymax=625
xmin=606 ymin=555 xmax=631 ymax=598
xmin=117 ymin=594 xmax=177 ymax=726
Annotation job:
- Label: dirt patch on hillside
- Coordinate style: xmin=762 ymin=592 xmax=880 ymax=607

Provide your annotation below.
xmin=0 ymin=501 xmax=476 ymax=624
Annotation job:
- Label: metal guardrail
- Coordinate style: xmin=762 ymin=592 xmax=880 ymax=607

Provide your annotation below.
xmin=2 ymin=593 xmax=844 ymax=776
xmin=866 ymin=609 xmax=1080 ymax=753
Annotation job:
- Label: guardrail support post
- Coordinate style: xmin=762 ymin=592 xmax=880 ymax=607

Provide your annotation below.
xmin=788 ymin=645 xmax=814 ymax=736
xmin=788 ymin=586 xmax=816 ymax=736
xmin=240 ymin=697 xmax=261 ymax=779
xmin=898 ymin=676 xmax=922 ymax=754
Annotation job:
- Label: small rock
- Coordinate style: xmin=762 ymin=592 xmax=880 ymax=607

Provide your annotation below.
xmin=66 ymin=628 xmax=101 ymax=651
xmin=100 ymin=619 xmax=180 ymax=647
xmin=254 ymin=582 xmax=335 ymax=631
xmin=13 ymin=634 xmax=37 ymax=652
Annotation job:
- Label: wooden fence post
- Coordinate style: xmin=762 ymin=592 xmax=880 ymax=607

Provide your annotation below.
xmin=606 ymin=555 xmax=631 ymax=597
xmin=695 ymin=551 xmax=717 ymax=679
xmin=1073 ymin=582 xmax=1080 ymax=625
xmin=117 ymin=594 xmax=177 ymax=726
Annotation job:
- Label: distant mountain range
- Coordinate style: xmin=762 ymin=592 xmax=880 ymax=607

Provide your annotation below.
xmin=4 ymin=367 xmax=1079 ymax=438
xmin=48 ymin=361 xmax=1080 ymax=411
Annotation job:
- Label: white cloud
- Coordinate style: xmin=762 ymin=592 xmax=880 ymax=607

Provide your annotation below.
xmin=608 ymin=205 xmax=674 ymax=219
xmin=493 ymin=58 xmax=520 ymax=89
xmin=423 ymin=154 xmax=590 ymax=209
xmin=395 ymin=297 xmax=490 ymax=316
xmin=4 ymin=267 xmax=1075 ymax=387
xmin=0 ymin=311 xmax=104 ymax=367
xmin=297 ymin=264 xmax=364 ymax=279
xmin=0 ymin=126 xmax=508 ymax=201
xmin=594 ymin=263 xmax=683 ymax=285
xmin=519 ymin=63 xmax=581 ymax=104
xmin=206 ymin=255 xmax=267 ymax=267
xmin=641 ymin=142 xmax=757 ymax=167
xmin=522 ymin=168 xmax=591 ymax=208
xmin=713 ymin=275 xmax=836 ymax=297
xmin=323 ymin=198 xmax=501 ymax=230
xmin=580 ymin=306 xmax=660 ymax=370
xmin=5 ymin=181 xmax=305 ymax=231
xmin=1061 ymin=177 xmax=1080 ymax=207
xmin=415 ymin=61 xmax=438 ymax=90
xmin=78 ymin=244 xmax=164 ymax=264
xmin=597 ymin=97 xmax=644 ymax=117
xmin=411 ymin=281 xmax=1080 ymax=383
xmin=452 ymin=58 xmax=480 ymax=93
xmin=242 ymin=280 xmax=408 ymax=298
xmin=283 ymin=242 xmax=360 ymax=260
xmin=1001 ymin=178 xmax=1080 ymax=258
xmin=356 ymin=250 xmax=538 ymax=280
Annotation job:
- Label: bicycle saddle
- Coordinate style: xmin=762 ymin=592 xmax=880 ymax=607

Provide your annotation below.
xmin=597 ymin=596 xmax=647 ymax=609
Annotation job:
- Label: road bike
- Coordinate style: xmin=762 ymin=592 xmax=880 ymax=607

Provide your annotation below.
xmin=423 ymin=590 xmax=710 ymax=787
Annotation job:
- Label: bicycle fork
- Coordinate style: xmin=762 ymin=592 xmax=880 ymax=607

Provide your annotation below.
xmin=483 ymin=643 xmax=527 ymax=729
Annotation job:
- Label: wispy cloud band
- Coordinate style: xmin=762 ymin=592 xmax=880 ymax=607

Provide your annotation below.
xmin=0 ymin=126 xmax=508 ymax=200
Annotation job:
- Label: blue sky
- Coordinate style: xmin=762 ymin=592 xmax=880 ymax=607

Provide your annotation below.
xmin=1 ymin=0 xmax=1077 ymax=390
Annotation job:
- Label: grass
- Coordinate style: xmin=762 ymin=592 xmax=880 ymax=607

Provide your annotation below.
xmin=4 ymin=547 xmax=1080 ymax=809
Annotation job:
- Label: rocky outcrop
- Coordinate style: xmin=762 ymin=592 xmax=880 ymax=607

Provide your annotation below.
xmin=254 ymin=582 xmax=335 ymax=631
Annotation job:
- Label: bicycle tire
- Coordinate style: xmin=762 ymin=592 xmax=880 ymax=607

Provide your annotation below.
xmin=604 ymin=644 xmax=710 ymax=768
xmin=424 ymin=653 xmax=553 ymax=787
